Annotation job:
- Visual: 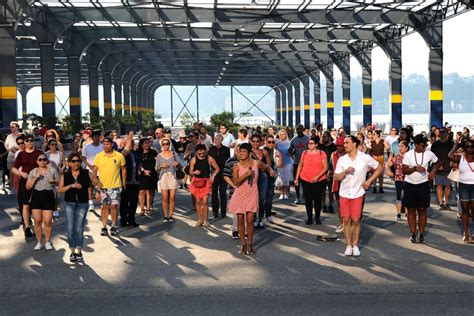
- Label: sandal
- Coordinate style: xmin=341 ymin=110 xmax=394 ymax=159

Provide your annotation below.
xmin=247 ymin=245 xmax=255 ymax=255
xmin=202 ymin=221 xmax=210 ymax=227
xmin=145 ymin=209 xmax=153 ymax=216
xmin=195 ymin=220 xmax=202 ymax=227
xmin=139 ymin=210 xmax=145 ymax=216
xmin=463 ymin=235 xmax=470 ymax=243
xmin=240 ymin=244 xmax=247 ymax=255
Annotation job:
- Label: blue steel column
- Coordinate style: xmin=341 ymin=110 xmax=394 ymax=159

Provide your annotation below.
xmin=293 ymin=80 xmax=301 ymax=126
xmin=0 ymin=26 xmax=17 ymax=127
xmin=281 ymin=85 xmax=287 ymax=126
xmin=334 ymin=58 xmax=351 ymax=133
xmin=301 ymin=75 xmax=310 ymax=128
xmin=322 ymin=67 xmax=334 ymax=129
xmin=420 ymin=24 xmax=443 ymax=128
xmin=67 ymin=56 xmax=82 ymax=130
xmin=351 ymin=48 xmax=373 ymax=128
xmin=87 ymin=65 xmax=100 ymax=124
xmin=39 ymin=43 xmax=56 ymax=120
xmin=273 ymin=86 xmax=281 ymax=125
xmin=285 ymin=82 xmax=294 ymax=127
xmin=309 ymin=72 xmax=321 ymax=126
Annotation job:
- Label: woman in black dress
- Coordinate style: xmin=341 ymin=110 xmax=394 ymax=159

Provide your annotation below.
xmin=137 ymin=138 xmax=158 ymax=216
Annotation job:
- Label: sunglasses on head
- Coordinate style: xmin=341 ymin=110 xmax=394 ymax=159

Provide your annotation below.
xmin=70 ymin=159 xmax=81 ymax=163
xmin=37 ymin=158 xmax=47 ymax=162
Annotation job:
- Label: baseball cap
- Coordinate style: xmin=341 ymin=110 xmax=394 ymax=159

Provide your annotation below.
xmin=296 ymin=124 xmax=304 ymax=130
xmin=335 ymin=137 xmax=345 ymax=146
xmin=102 ymin=136 xmax=113 ymax=143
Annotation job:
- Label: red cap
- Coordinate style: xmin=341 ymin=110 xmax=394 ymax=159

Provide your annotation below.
xmin=82 ymin=130 xmax=91 ymax=136
xmin=335 ymin=137 xmax=345 ymax=146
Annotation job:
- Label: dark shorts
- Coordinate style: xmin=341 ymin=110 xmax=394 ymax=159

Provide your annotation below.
xmin=434 ymin=174 xmax=451 ymax=186
xmin=18 ymin=177 xmax=32 ymax=206
xmin=403 ymin=181 xmax=431 ymax=209
xmin=30 ymin=190 xmax=55 ymax=210
xmin=458 ymin=182 xmax=474 ymax=202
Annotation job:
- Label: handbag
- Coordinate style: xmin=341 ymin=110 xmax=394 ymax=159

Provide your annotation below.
xmin=173 ymin=152 xmax=185 ymax=180
xmin=193 ymin=178 xmax=207 ymax=188
xmin=447 ymin=169 xmax=459 ymax=182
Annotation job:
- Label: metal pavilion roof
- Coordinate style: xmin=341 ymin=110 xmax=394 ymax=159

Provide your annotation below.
xmin=14 ymin=0 xmax=472 ymax=89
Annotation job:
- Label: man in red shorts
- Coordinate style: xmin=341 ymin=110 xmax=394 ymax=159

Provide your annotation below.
xmin=334 ymin=135 xmax=382 ymax=257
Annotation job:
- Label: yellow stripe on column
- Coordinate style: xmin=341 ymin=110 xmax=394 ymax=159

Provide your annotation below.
xmin=288 ymin=107 xmax=293 ymax=111
xmin=70 ymin=97 xmax=81 ymax=106
xmin=104 ymin=102 xmax=112 ymax=109
xmin=115 ymin=103 xmax=122 ymax=110
xmin=132 ymin=106 xmax=138 ymax=112
xmin=304 ymin=104 xmax=310 ymax=110
xmin=0 ymin=86 xmax=17 ymax=99
xmin=314 ymin=103 xmax=321 ymax=109
xmin=42 ymin=93 xmax=55 ymax=103
xmin=430 ymin=90 xmax=443 ymax=101
xmin=295 ymin=106 xmax=301 ymax=110
xmin=391 ymin=94 xmax=402 ymax=103
xmin=363 ymin=98 xmax=372 ymax=106
xmin=327 ymin=102 xmax=334 ymax=109
xmin=90 ymin=100 xmax=99 ymax=108
xmin=342 ymin=100 xmax=350 ymax=107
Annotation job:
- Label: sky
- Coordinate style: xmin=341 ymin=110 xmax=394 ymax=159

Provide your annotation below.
xmin=21 ymin=10 xmax=474 ymax=118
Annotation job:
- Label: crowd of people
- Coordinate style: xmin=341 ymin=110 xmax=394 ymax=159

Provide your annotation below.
xmin=1 ymin=119 xmax=473 ymax=262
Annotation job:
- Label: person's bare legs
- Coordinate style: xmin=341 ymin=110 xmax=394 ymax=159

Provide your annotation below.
xmin=461 ymin=201 xmax=470 ymax=239
xmin=352 ymin=219 xmax=361 ymax=246
xmin=195 ymin=198 xmax=203 ymax=225
xmin=436 ymin=185 xmax=443 ymax=205
xmin=407 ymin=208 xmax=417 ymax=234
xmin=246 ymin=212 xmax=255 ymax=253
xmin=146 ymin=190 xmax=152 ymax=211
xmin=32 ymin=210 xmax=43 ymax=242
xmin=444 ymin=185 xmax=451 ymax=206
xmin=42 ymin=210 xmax=53 ymax=242
xmin=139 ymin=190 xmax=146 ymax=213
xmin=169 ymin=189 xmax=176 ymax=218
xmin=110 ymin=205 xmax=118 ymax=227
xmin=22 ymin=205 xmax=31 ymax=228
xmin=418 ymin=208 xmax=427 ymax=234
xmin=237 ymin=214 xmax=246 ymax=250
xmin=202 ymin=196 xmax=209 ymax=224
xmin=161 ymin=190 xmax=169 ymax=218
xmin=343 ymin=217 xmax=353 ymax=246
xmin=101 ymin=205 xmax=109 ymax=228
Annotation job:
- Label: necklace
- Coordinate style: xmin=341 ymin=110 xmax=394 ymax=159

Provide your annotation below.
xmin=414 ymin=151 xmax=424 ymax=166
xmin=465 ymin=155 xmax=474 ymax=173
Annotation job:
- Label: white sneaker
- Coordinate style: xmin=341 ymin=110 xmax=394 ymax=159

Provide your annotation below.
xmin=294 ymin=198 xmax=300 ymax=204
xmin=253 ymin=221 xmax=258 ymax=227
xmin=284 ymin=195 xmax=289 ymax=200
xmin=34 ymin=242 xmax=43 ymax=251
xmin=344 ymin=246 xmax=353 ymax=256
xmin=279 ymin=194 xmax=284 ymax=200
xmin=266 ymin=216 xmax=274 ymax=223
xmin=44 ymin=241 xmax=53 ymax=251
xmin=352 ymin=245 xmax=361 ymax=257
xmin=335 ymin=225 xmax=344 ymax=233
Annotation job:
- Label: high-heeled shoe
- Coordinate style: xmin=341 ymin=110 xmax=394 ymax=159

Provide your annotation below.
xmin=240 ymin=244 xmax=247 ymax=255
xmin=247 ymin=245 xmax=255 ymax=255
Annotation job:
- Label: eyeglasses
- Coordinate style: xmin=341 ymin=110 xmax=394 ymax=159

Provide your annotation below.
xmin=70 ymin=159 xmax=81 ymax=163
xmin=17 ymin=141 xmax=24 ymax=145
xmin=25 ymin=139 xmax=33 ymax=143
xmin=37 ymin=158 xmax=48 ymax=162
xmin=267 ymin=141 xmax=275 ymax=144
xmin=75 ymin=135 xmax=81 ymax=138
xmin=162 ymin=142 xmax=170 ymax=146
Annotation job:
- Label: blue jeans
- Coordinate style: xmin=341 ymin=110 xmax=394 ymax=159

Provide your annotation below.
xmin=265 ymin=176 xmax=275 ymax=217
xmin=64 ymin=202 xmax=88 ymax=249
xmin=258 ymin=171 xmax=268 ymax=220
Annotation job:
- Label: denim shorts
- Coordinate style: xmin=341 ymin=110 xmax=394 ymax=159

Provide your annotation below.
xmin=458 ymin=182 xmax=474 ymax=202
xmin=434 ymin=174 xmax=451 ymax=186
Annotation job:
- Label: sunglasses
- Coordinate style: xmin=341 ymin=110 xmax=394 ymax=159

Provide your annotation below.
xmin=17 ymin=141 xmax=24 ymax=145
xmin=465 ymin=145 xmax=474 ymax=149
xmin=267 ymin=141 xmax=275 ymax=144
xmin=162 ymin=143 xmax=170 ymax=146
xmin=251 ymin=140 xmax=260 ymax=143
xmin=46 ymin=135 xmax=53 ymax=137
xmin=25 ymin=139 xmax=33 ymax=143
xmin=50 ymin=143 xmax=57 ymax=147
xmin=70 ymin=159 xmax=81 ymax=163
xmin=308 ymin=142 xmax=316 ymax=145
xmin=37 ymin=158 xmax=48 ymax=162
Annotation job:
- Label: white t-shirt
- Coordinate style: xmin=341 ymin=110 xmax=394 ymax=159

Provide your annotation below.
xmin=82 ymin=143 xmax=104 ymax=170
xmin=5 ymin=133 xmax=18 ymax=163
xmin=402 ymin=149 xmax=438 ymax=184
xmin=386 ymin=135 xmax=398 ymax=147
xmin=335 ymin=151 xmax=380 ymax=199
xmin=458 ymin=155 xmax=474 ymax=184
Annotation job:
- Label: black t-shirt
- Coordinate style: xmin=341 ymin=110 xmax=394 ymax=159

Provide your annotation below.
xmin=430 ymin=139 xmax=454 ymax=174
xmin=320 ymin=142 xmax=337 ymax=161
xmin=137 ymin=150 xmax=157 ymax=172
xmin=175 ymin=140 xmax=190 ymax=154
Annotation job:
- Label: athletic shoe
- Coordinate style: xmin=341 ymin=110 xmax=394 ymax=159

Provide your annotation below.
xmin=283 ymin=195 xmax=289 ymax=200
xmin=294 ymin=198 xmax=300 ymax=204
xmin=232 ymin=231 xmax=239 ymax=240
xmin=88 ymin=204 xmax=95 ymax=212
xmin=418 ymin=233 xmax=425 ymax=243
xmin=335 ymin=225 xmax=344 ymax=233
xmin=100 ymin=227 xmax=108 ymax=236
xmin=24 ymin=227 xmax=34 ymax=237
xmin=396 ymin=214 xmax=402 ymax=221
xmin=344 ymin=246 xmax=353 ymax=256
xmin=352 ymin=246 xmax=361 ymax=257
xmin=110 ymin=226 xmax=118 ymax=236
xmin=34 ymin=242 xmax=43 ymax=251
xmin=44 ymin=241 xmax=53 ymax=251
xmin=257 ymin=220 xmax=265 ymax=229
xmin=305 ymin=219 xmax=313 ymax=225
xmin=322 ymin=205 xmax=328 ymax=213
xmin=75 ymin=253 xmax=83 ymax=262
xmin=279 ymin=194 xmax=284 ymax=200
xmin=409 ymin=233 xmax=417 ymax=243
xmin=253 ymin=221 xmax=258 ymax=227
xmin=266 ymin=216 xmax=274 ymax=223
xmin=69 ymin=252 xmax=77 ymax=262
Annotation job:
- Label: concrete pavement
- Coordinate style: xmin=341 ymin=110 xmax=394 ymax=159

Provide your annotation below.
xmin=0 ymin=181 xmax=473 ymax=315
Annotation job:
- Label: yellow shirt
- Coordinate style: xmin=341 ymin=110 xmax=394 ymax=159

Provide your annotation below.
xmin=93 ymin=150 xmax=126 ymax=189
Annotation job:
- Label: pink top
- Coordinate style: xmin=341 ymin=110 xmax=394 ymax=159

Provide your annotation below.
xmin=299 ymin=150 xmax=327 ymax=183
xmin=227 ymin=160 xmax=259 ymax=214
